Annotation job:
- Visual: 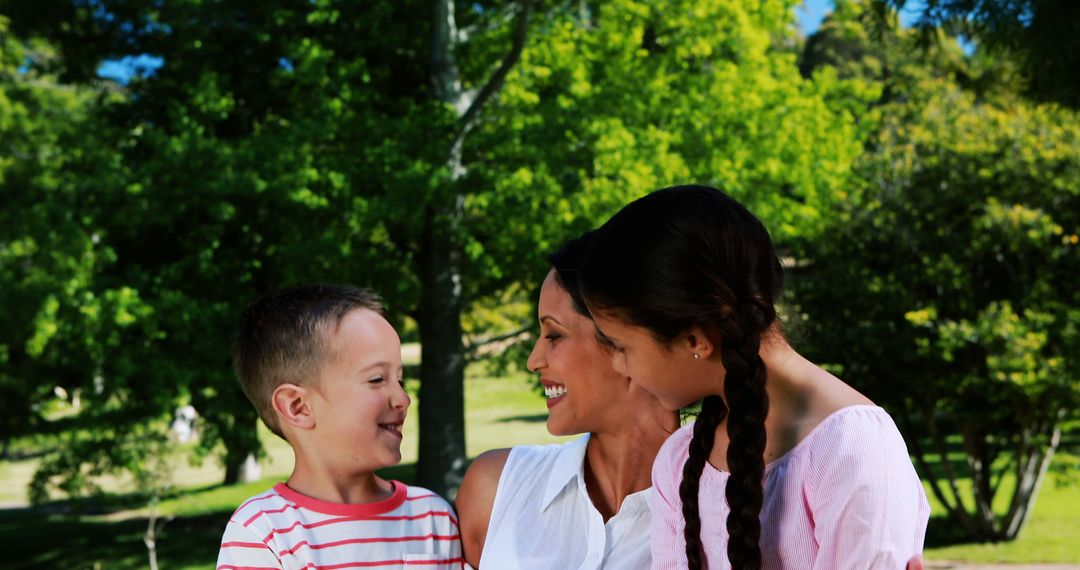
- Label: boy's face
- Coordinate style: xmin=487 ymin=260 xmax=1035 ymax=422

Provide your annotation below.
xmin=308 ymin=308 xmax=410 ymax=472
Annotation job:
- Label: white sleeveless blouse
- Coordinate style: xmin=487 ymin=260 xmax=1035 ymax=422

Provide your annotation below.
xmin=476 ymin=434 xmax=652 ymax=569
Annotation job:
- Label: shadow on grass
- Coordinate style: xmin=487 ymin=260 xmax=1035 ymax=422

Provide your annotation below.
xmin=5 ymin=462 xmax=419 ymax=569
xmin=32 ymin=480 xmax=232 ymax=516
xmin=925 ymin=513 xmax=984 ymax=548
xmin=496 ymin=413 xmax=548 ymax=423
xmin=1 ymin=507 xmax=226 ymax=570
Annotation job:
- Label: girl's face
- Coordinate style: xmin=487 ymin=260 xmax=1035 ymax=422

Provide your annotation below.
xmin=526 ymin=271 xmax=632 ymax=436
xmin=591 ymin=312 xmax=711 ymax=411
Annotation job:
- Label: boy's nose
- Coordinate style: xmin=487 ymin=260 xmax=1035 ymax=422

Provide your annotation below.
xmin=392 ymin=383 xmax=411 ymax=409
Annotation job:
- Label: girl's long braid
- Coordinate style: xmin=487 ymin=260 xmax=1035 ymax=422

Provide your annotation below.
xmin=680 ymin=300 xmax=771 ymax=570
xmin=679 ymin=394 xmax=727 ymax=569
xmin=719 ymin=305 xmax=769 ymax=569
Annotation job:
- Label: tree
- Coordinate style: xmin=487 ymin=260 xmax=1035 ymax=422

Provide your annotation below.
xmin=0 ymin=16 xmax=182 ymax=502
xmin=5 ymin=0 xmax=862 ymax=499
xmin=874 ymin=0 xmax=1080 ymax=107
xmin=794 ymin=11 xmax=1079 ymax=538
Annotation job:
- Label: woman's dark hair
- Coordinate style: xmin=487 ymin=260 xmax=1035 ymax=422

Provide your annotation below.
xmin=546 ymin=230 xmax=595 ymax=317
xmin=579 ymin=185 xmax=782 ymax=570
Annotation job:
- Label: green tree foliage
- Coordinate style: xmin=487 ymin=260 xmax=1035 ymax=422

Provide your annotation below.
xmin=0 ymin=16 xmax=89 ymax=458
xmin=0 ymin=18 xmax=178 ymax=499
xmin=874 ymin=0 xmax=1080 ymax=107
xmin=795 ymin=4 xmax=1079 ymax=541
xmin=3 ymin=0 xmax=861 ymax=498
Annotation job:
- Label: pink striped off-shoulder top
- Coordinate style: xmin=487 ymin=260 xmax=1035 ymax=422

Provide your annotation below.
xmin=650 ymin=405 xmax=930 ymax=570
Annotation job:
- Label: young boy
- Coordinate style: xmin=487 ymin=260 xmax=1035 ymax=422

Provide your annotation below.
xmin=216 ymin=284 xmax=463 ymax=569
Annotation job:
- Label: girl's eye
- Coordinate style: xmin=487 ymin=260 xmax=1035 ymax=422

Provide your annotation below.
xmin=594 ymin=331 xmax=618 ymax=351
xmin=369 ymin=376 xmax=385 ymax=384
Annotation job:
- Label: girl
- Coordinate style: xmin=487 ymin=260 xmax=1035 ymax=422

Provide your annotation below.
xmin=579 ymin=185 xmax=930 ymax=569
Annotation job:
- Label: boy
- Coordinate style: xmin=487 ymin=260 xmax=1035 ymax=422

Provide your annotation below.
xmin=216 ymin=284 xmax=463 ymax=569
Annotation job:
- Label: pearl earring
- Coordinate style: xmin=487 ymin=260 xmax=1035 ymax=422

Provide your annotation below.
xmin=692 ymin=353 xmax=701 ymax=359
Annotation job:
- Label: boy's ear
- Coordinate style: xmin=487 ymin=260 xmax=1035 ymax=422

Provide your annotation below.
xmin=272 ymin=383 xmax=316 ymax=430
xmin=683 ymin=324 xmax=718 ymax=360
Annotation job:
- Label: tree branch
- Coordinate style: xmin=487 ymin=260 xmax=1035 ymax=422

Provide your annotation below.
xmin=455 ymin=0 xmax=533 ymax=139
xmin=902 ymin=408 xmax=956 ymax=513
xmin=431 ymin=0 xmax=462 ymax=106
xmin=464 ymin=323 xmax=532 ymax=360
xmin=924 ymin=400 xmax=981 ymax=537
xmin=457 ymin=4 xmax=519 ymax=43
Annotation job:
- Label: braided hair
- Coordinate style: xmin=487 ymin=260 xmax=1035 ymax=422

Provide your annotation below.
xmin=579 ymin=185 xmax=781 ymax=569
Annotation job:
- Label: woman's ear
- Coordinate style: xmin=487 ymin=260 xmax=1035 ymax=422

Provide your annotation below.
xmin=273 ymin=383 xmax=316 ymax=431
xmin=684 ymin=325 xmax=718 ymax=360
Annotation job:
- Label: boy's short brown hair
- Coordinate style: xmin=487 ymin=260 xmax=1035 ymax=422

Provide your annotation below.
xmin=233 ymin=284 xmax=385 ymax=439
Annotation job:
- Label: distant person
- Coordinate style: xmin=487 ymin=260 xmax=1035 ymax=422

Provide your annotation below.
xmin=215 ymin=285 xmax=463 ymax=569
xmin=170 ymin=404 xmax=197 ymax=443
xmin=578 ymin=185 xmax=930 ymax=569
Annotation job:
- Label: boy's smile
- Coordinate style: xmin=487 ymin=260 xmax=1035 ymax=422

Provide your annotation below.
xmin=377 ymin=417 xmax=405 ymax=439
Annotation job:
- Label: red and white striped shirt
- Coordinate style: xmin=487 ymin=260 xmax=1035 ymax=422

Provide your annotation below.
xmin=216 ymin=480 xmax=463 ymax=570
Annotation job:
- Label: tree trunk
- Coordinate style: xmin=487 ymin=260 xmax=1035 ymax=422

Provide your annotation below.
xmin=1003 ymin=422 xmax=1061 ymax=539
xmin=415 ymin=203 xmax=468 ymax=498
xmin=222 ymin=410 xmax=262 ymax=485
xmin=960 ymin=423 xmax=999 ymax=538
xmin=416 ymin=0 xmax=530 ymax=499
xmin=921 ymin=399 xmax=982 ymax=537
xmin=144 ymin=497 xmax=161 ymax=570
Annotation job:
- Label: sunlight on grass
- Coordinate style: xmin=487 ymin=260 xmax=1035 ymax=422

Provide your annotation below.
xmin=923 ymin=469 xmax=1080 ymax=563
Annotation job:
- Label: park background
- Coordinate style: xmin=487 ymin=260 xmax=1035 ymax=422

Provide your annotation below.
xmin=0 ymin=0 xmax=1077 ymax=568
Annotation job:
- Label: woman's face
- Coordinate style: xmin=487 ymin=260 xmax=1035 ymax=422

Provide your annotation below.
xmin=591 ymin=312 xmax=710 ymax=411
xmin=527 ymin=271 xmax=631 ymax=436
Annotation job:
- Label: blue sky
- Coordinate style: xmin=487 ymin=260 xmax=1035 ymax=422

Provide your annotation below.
xmin=797 ymin=0 xmax=835 ymax=36
xmin=799 ymin=0 xmax=925 ymax=35
xmin=97 ymin=1 xmax=932 ymax=84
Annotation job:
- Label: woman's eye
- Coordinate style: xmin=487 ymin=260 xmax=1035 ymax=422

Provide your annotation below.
xmin=544 ymin=333 xmax=562 ymax=342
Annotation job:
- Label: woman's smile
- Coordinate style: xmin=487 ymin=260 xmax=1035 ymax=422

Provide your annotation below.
xmin=541 ymin=379 xmax=568 ymax=407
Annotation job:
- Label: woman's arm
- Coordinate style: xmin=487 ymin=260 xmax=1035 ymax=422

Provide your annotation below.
xmin=456 ymin=448 xmax=511 ymax=569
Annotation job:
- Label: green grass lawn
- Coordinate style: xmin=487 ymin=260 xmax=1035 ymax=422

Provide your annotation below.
xmin=1 ymin=373 xmax=571 ymax=570
xmin=1 ymin=370 xmax=1076 ymax=568
xmin=922 ymin=474 xmax=1080 ymax=564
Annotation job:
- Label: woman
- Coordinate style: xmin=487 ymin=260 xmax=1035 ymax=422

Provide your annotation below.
xmin=456 ymin=233 xmax=680 ymax=569
xmin=579 ymin=185 xmax=930 ymax=569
